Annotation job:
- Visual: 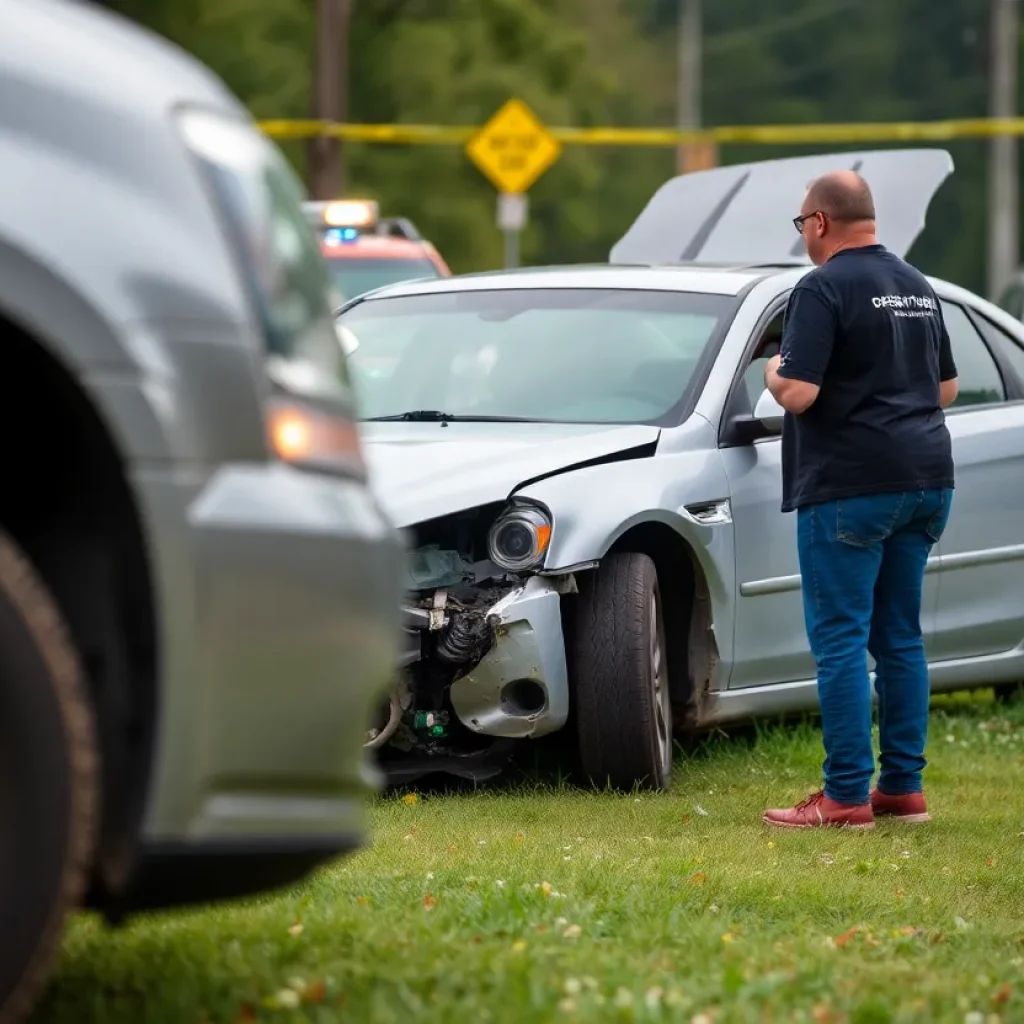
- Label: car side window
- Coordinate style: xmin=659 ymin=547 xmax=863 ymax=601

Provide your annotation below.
xmin=939 ymin=301 xmax=1006 ymax=408
xmin=973 ymin=313 xmax=1024 ymax=389
xmin=741 ymin=309 xmax=785 ymax=408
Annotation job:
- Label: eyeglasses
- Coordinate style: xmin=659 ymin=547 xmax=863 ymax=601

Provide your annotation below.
xmin=792 ymin=211 xmax=822 ymax=233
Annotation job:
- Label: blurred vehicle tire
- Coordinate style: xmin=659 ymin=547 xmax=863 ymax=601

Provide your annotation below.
xmin=0 ymin=530 xmax=98 ymax=1024
xmin=993 ymin=681 xmax=1023 ymax=704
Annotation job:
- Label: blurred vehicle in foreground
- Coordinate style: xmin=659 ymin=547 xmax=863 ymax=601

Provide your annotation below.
xmin=0 ymin=0 xmax=403 ymax=1019
xmin=302 ymin=198 xmax=451 ymax=301
xmin=335 ymin=149 xmax=1024 ymax=793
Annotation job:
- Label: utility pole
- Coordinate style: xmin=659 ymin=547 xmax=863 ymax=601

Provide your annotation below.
xmin=987 ymin=0 xmax=1019 ymax=300
xmin=308 ymin=0 xmax=351 ymax=199
xmin=677 ymin=0 xmax=700 ymax=173
xmin=677 ymin=0 xmax=714 ymax=173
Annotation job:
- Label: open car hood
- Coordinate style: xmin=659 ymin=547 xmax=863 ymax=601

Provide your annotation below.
xmin=610 ymin=148 xmax=954 ymax=266
xmin=360 ymin=422 xmax=660 ymax=528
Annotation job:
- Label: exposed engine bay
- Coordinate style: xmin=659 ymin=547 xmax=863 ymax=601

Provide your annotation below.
xmin=366 ymin=501 xmax=573 ymax=785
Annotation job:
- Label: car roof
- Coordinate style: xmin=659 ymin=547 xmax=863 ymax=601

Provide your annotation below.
xmin=346 ymin=258 xmax=1000 ymax=313
xmin=321 ymin=236 xmax=441 ymax=261
xmin=353 ymin=262 xmax=796 ymax=301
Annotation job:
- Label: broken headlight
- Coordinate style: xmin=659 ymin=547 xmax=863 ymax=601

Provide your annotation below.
xmin=487 ymin=505 xmax=552 ymax=572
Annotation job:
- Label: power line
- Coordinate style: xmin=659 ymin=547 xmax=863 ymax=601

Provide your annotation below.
xmin=704 ymin=0 xmax=862 ymax=55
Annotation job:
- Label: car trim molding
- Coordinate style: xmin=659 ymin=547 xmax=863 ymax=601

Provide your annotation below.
xmin=930 ymin=542 xmax=1024 ymax=572
xmin=739 ymin=573 xmax=802 ymax=597
xmin=741 ymin=547 xmax=954 ymax=595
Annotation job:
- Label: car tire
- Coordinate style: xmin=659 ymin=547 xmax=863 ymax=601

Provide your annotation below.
xmin=993 ymin=681 xmax=1023 ymax=704
xmin=0 ymin=531 xmax=98 ymax=1024
xmin=570 ymin=552 xmax=673 ymax=792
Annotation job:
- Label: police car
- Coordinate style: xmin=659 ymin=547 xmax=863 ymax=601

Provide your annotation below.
xmin=303 ymin=198 xmax=451 ymax=301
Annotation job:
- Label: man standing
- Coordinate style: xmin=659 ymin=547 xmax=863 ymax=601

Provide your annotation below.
xmin=761 ymin=170 xmax=959 ymax=830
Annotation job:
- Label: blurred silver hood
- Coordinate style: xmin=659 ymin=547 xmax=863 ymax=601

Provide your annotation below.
xmin=360 ymin=421 xmax=660 ymax=528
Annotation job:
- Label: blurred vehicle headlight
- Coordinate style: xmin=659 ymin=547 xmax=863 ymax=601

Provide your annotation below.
xmin=266 ymin=396 xmax=364 ymax=478
xmin=488 ymin=505 xmax=552 ymax=572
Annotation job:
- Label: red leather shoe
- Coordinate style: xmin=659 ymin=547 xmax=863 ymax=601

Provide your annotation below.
xmin=763 ymin=790 xmax=874 ymax=829
xmin=870 ymin=789 xmax=930 ymax=823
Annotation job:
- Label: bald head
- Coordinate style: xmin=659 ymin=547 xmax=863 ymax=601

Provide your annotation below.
xmin=805 ymin=170 xmax=876 ymax=224
xmin=796 ymin=169 xmax=878 ymax=265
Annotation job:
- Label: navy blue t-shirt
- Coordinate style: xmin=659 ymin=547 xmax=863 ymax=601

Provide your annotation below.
xmin=776 ymin=244 xmax=957 ymax=513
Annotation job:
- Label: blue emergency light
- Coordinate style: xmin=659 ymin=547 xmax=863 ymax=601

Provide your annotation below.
xmin=323 ymin=227 xmax=359 ymax=246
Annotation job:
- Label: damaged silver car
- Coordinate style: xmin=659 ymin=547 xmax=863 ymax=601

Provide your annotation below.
xmin=341 ymin=149 xmax=1024 ymax=791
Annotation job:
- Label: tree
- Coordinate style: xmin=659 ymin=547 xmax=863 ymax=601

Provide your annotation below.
xmin=645 ymin=0 xmax=995 ymax=290
xmin=106 ymin=0 xmax=1013 ymax=289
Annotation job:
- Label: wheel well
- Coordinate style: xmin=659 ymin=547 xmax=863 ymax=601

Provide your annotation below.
xmin=606 ymin=521 xmax=717 ymax=730
xmin=0 ymin=313 xmax=158 ymax=903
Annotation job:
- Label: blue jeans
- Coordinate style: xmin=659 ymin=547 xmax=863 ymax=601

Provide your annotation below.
xmin=796 ymin=488 xmax=953 ymax=805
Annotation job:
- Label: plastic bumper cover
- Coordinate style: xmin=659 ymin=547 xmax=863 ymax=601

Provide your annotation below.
xmin=135 ymin=461 xmax=405 ymax=843
xmin=405 ymin=576 xmax=570 ymax=740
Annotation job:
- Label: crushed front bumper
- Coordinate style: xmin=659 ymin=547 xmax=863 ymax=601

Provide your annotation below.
xmin=404 ymin=575 xmax=570 ymax=739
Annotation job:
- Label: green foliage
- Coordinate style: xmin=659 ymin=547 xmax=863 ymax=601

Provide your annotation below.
xmin=109 ymin=0 xmax=1020 ymax=290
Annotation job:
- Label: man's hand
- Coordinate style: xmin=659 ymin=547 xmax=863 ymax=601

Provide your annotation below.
xmin=763 ymin=353 xmax=781 ymax=386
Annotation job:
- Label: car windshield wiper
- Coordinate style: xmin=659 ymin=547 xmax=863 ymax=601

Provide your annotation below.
xmin=363 ymin=410 xmax=536 ymax=422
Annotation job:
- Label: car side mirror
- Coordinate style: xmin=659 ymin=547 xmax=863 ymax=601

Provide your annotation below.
xmin=334 ymin=321 xmax=360 ymax=356
xmin=753 ymin=388 xmax=785 ymax=433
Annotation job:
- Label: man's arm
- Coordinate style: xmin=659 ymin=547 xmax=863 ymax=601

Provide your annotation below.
xmin=765 ymin=283 xmax=837 ymax=415
xmin=764 ymin=353 xmax=819 ymax=413
xmin=938 ymin=321 xmax=959 ymax=408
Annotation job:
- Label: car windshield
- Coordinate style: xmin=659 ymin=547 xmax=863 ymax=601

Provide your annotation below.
xmin=337 ymin=288 xmax=734 ymax=423
xmin=327 ymin=257 xmax=441 ymax=300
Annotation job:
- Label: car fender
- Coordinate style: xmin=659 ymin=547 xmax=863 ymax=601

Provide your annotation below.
xmin=0 ymin=240 xmax=269 ymax=467
xmin=0 ymin=239 xmax=183 ymax=462
xmin=0 ymin=237 xmax=136 ymax=374
xmin=513 ymin=418 xmax=737 ymax=666
xmin=515 ymin=453 xmax=733 ymax=604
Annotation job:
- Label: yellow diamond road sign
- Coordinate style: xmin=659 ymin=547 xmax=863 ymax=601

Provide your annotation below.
xmin=465 ymin=99 xmax=562 ymax=195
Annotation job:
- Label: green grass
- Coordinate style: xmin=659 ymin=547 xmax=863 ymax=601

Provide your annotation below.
xmin=36 ymin=693 xmax=1024 ymax=1024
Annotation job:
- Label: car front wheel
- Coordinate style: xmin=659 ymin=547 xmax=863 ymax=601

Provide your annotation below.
xmin=0 ymin=531 xmax=98 ymax=1024
xmin=570 ymin=552 xmax=673 ymax=792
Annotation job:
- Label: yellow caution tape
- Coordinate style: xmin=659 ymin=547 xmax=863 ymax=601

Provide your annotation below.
xmin=259 ymin=120 xmax=471 ymax=143
xmin=257 ymin=117 xmax=1024 ymax=146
